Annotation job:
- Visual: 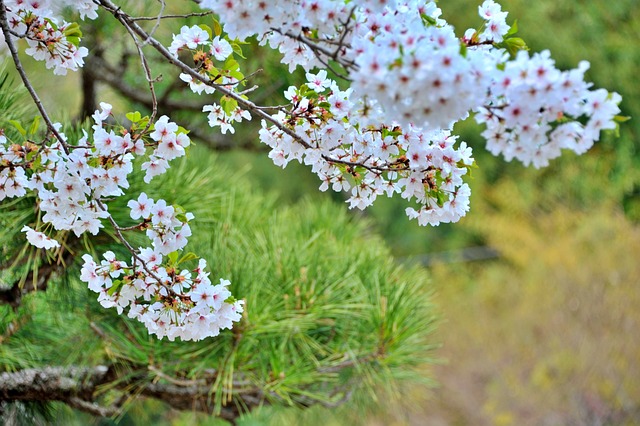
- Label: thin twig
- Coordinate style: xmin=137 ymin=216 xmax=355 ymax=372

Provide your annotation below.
xmin=144 ymin=0 xmax=165 ymax=45
xmin=116 ymin=12 xmax=159 ymax=135
xmin=130 ymin=11 xmax=212 ymax=21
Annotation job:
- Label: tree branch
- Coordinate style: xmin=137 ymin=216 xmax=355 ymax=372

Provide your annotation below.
xmin=0 ymin=365 xmax=256 ymax=421
xmin=83 ymin=54 xmax=260 ymax=151
xmin=0 ymin=366 xmax=114 ymax=405
xmin=0 ymin=247 xmax=76 ymax=308
xmin=0 ymin=353 xmax=376 ymax=420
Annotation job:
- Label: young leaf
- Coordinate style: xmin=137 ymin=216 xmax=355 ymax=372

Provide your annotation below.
xmin=28 ymin=116 xmax=40 ymax=136
xmin=126 ymin=111 xmax=142 ymax=123
xmin=212 ymin=18 xmax=222 ymax=37
xmin=178 ymin=252 xmax=199 ymax=265
xmin=9 ymin=120 xmax=26 ymax=136
xmin=220 ymin=96 xmax=238 ymax=116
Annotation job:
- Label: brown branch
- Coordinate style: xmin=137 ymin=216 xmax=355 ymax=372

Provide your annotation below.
xmin=0 ymin=365 xmax=256 ymax=421
xmin=84 ymin=54 xmax=262 ymax=151
xmin=0 ymin=350 xmax=378 ymax=419
xmin=0 ymin=366 xmax=115 ymax=406
xmin=130 ymin=11 xmax=213 ymax=21
xmin=80 ymin=66 xmax=98 ymax=122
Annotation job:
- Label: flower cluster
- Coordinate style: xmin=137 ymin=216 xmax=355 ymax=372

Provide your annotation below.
xmin=21 ymin=225 xmax=60 ymax=250
xmin=203 ymin=103 xmax=251 ymax=135
xmin=348 ymin=3 xmax=495 ymax=130
xmin=2 ymin=0 xmax=97 ymax=74
xmin=198 ymin=2 xmax=500 ymax=129
xmin=168 ymin=25 xmax=253 ymax=133
xmin=170 ymin=25 xmax=236 ymax=91
xmin=199 ymin=0 xmax=621 ymax=195
xmin=79 ymin=195 xmax=243 ymax=342
xmin=476 ymin=0 xmax=510 ymax=43
xmin=1 ymin=102 xmax=241 ymax=340
xmin=258 ymin=72 xmax=474 ymax=226
xmin=476 ymin=51 xmax=621 ymax=167
xmin=142 ymin=115 xmax=192 ymax=182
xmin=1 ymin=104 xmax=189 ymax=236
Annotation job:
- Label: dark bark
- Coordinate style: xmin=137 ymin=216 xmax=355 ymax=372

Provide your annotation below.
xmin=0 ymin=365 xmax=263 ymax=421
xmin=0 ymin=366 xmax=118 ymax=417
xmin=80 ymin=66 xmax=97 ymax=122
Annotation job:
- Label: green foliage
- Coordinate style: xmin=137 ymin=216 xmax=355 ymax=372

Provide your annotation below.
xmin=0 ymin=146 xmax=437 ymax=423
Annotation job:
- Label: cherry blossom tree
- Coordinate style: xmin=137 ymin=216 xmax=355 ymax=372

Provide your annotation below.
xmin=0 ymin=0 xmax=626 ymax=421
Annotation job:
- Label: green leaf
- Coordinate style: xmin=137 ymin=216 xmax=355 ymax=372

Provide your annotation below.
xmin=229 ymin=70 xmax=245 ymax=83
xmin=9 ymin=120 xmax=26 ymax=136
xmin=614 ymin=115 xmax=631 ymax=123
xmin=137 ymin=117 xmax=150 ymax=129
xmin=381 ymin=128 xmax=402 ymax=138
xmin=31 ymin=154 xmax=42 ymax=170
xmin=231 ymin=43 xmax=245 ymax=59
xmin=302 ymin=89 xmax=319 ymax=99
xmin=66 ymin=36 xmax=81 ymax=47
xmin=505 ymin=19 xmax=519 ymax=37
xmin=207 ymin=66 xmax=220 ymax=80
xmin=421 ymin=13 xmax=437 ymax=26
xmin=126 ymin=111 xmax=142 ymax=123
xmin=212 ymin=18 xmax=222 ymax=37
xmin=63 ymin=22 xmax=82 ymax=39
xmin=25 ymin=149 xmax=38 ymax=162
xmin=28 ymin=116 xmax=40 ymax=136
xmin=178 ymin=252 xmax=199 ymax=265
xmin=220 ymin=96 xmax=238 ymax=116
xmin=224 ymin=57 xmax=239 ymax=71
xmin=45 ymin=18 xmax=58 ymax=32
xmin=501 ymin=37 xmax=528 ymax=58
xmin=459 ymin=42 xmax=468 ymax=58
xmin=167 ymin=251 xmax=179 ymax=266
xmin=107 ymin=280 xmax=122 ymax=296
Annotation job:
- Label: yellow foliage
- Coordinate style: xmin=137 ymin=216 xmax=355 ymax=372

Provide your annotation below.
xmin=422 ymin=196 xmax=640 ymax=424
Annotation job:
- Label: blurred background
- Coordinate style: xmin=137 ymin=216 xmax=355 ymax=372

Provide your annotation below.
xmin=7 ymin=0 xmax=639 ymax=424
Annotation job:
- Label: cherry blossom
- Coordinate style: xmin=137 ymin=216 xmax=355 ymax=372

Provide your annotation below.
xmin=21 ymin=226 xmax=60 ymax=250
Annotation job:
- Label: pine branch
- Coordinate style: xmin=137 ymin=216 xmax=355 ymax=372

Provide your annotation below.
xmin=0 ymin=351 xmax=382 ymax=420
xmin=0 ymin=248 xmax=75 ymax=308
xmin=0 ymin=365 xmax=254 ymax=421
xmin=0 ymin=366 xmax=115 ymax=410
